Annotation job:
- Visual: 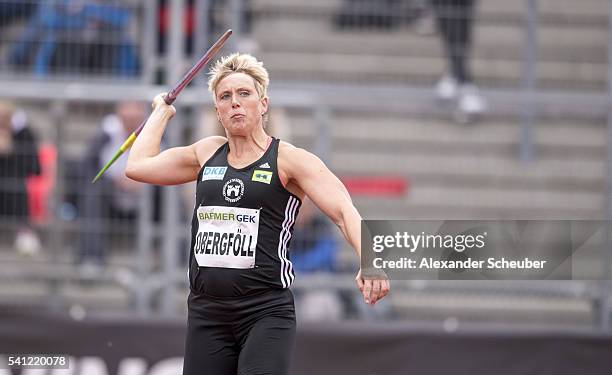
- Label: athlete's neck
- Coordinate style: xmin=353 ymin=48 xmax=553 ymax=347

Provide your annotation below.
xmin=226 ymin=130 xmax=271 ymax=167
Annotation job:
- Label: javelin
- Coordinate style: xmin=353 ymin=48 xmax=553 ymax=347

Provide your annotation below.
xmin=92 ymin=29 xmax=233 ymax=183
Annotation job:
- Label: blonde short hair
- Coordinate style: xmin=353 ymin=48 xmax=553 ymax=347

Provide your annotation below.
xmin=207 ymin=53 xmax=269 ymax=101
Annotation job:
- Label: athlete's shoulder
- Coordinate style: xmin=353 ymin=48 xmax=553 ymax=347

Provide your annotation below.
xmin=279 ymin=140 xmax=321 ymax=160
xmin=198 ymin=135 xmax=227 ymax=147
xmin=278 ymin=140 xmax=312 ymax=160
xmin=278 ymin=140 xmax=324 ymax=179
xmin=194 ymin=136 xmax=227 ymax=166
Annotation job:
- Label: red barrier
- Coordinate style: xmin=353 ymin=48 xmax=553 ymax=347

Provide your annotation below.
xmin=26 ymin=143 xmax=56 ymax=224
xmin=341 ymin=176 xmax=407 ymax=197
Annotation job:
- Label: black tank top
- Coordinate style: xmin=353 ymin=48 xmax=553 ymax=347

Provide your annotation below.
xmin=188 ymin=138 xmax=302 ymax=298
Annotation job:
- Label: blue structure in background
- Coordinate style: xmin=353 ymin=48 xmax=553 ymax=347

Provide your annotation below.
xmin=8 ymin=0 xmax=139 ymax=77
xmin=291 ymin=214 xmax=338 ymax=273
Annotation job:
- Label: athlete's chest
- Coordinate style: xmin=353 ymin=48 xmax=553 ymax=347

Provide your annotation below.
xmin=196 ymin=163 xmax=278 ymax=207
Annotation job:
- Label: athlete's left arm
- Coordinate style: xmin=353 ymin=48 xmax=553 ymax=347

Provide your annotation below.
xmin=280 ymin=144 xmax=389 ymax=305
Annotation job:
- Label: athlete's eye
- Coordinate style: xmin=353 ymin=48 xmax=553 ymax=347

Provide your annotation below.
xmin=239 ymin=90 xmax=250 ymax=97
xmin=219 ymin=93 xmax=230 ymax=100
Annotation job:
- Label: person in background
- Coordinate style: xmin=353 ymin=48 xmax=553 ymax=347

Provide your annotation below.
xmin=334 ymin=0 xmax=402 ymax=30
xmin=77 ymin=101 xmax=146 ymax=270
xmin=0 ymin=101 xmax=42 ymax=256
xmin=432 ymin=0 xmax=486 ymax=120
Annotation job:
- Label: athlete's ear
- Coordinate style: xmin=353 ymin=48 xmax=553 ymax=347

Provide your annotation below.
xmin=214 ymin=104 xmax=222 ymax=124
xmin=260 ymin=96 xmax=269 ymax=116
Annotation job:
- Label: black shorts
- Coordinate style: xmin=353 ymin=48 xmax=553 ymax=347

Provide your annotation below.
xmin=183 ymin=288 xmax=296 ymax=375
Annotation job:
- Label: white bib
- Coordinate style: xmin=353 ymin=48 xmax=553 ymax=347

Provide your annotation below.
xmin=193 ymin=206 xmax=260 ymax=269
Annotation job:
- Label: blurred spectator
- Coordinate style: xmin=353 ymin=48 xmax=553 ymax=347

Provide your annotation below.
xmin=157 ymin=0 xmax=255 ymax=58
xmin=291 ymin=198 xmax=343 ymax=321
xmin=334 ymin=0 xmax=401 ymax=30
xmin=0 ymin=101 xmax=42 ymax=256
xmin=8 ymin=0 xmax=139 ymax=76
xmin=157 ymin=0 xmax=196 ymax=55
xmin=432 ymin=0 xmax=486 ymax=119
xmin=77 ymin=101 xmax=146 ymax=269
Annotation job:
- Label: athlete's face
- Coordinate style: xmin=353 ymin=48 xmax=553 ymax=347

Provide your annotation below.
xmin=214 ymin=73 xmax=268 ymax=136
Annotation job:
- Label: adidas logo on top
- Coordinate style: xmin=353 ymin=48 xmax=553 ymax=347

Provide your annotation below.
xmin=259 ymin=162 xmax=271 ymax=169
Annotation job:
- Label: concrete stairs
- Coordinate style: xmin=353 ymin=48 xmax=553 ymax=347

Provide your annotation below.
xmin=289 ymin=112 xmax=605 ymax=220
xmin=251 ymin=0 xmax=608 ymax=89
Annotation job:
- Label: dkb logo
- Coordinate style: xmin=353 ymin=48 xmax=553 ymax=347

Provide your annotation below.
xmin=223 ymin=178 xmax=244 ymax=202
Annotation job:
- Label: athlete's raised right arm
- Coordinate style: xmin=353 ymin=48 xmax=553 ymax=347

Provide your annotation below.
xmin=126 ymin=94 xmax=224 ymax=185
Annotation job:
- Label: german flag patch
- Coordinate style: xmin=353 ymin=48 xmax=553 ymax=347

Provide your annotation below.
xmin=252 ymin=170 xmax=272 ymax=184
